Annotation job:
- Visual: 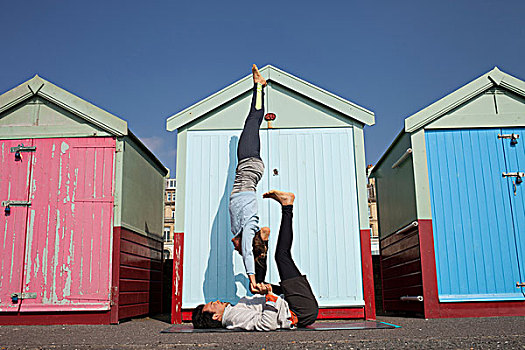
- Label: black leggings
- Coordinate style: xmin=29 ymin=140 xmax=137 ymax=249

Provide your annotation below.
xmin=254 ymin=205 xmax=301 ymax=287
xmin=237 ymin=84 xmax=265 ymax=161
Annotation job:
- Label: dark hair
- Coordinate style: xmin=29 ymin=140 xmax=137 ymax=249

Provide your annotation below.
xmin=192 ymin=304 xmax=223 ymax=329
xmin=252 ymin=231 xmax=268 ymax=260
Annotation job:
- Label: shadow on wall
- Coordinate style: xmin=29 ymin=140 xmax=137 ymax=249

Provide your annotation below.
xmin=203 ymin=136 xmax=248 ymax=304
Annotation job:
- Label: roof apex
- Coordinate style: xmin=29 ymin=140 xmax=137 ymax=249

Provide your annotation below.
xmin=166 ymin=65 xmax=375 ymax=131
xmin=0 ymin=75 xmax=128 ymax=136
xmin=405 ymin=67 xmax=525 ymax=133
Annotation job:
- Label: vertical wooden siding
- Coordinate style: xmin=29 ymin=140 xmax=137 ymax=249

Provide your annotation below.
xmin=183 ymin=128 xmax=364 ymax=308
xmin=426 ymin=129 xmax=524 ymax=301
xmin=502 ymin=127 xmax=525 ymax=297
xmin=0 ymin=139 xmax=33 ymax=311
xmin=380 ymin=224 xmax=423 ymax=313
xmin=118 ymin=228 xmax=163 ymax=319
xmin=267 ymin=128 xmax=363 ymax=306
xmin=20 ymin=137 xmax=115 ymax=311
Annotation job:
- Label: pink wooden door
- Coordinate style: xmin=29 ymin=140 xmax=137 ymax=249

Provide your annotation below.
xmin=0 ymin=139 xmax=34 ymax=312
xmin=19 ymin=137 xmax=115 ymax=312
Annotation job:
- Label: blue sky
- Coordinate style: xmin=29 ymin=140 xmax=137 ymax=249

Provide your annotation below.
xmin=1 ymin=1 xmax=524 ymax=174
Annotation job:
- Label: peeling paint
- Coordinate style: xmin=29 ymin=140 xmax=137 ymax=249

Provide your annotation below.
xmin=58 ymin=157 xmax=62 ymax=193
xmin=35 ymin=252 xmax=40 ymax=278
xmin=51 ymin=209 xmax=61 ymax=303
xmin=61 ymin=141 xmax=69 ymax=154
xmin=3 ymin=219 xmax=7 ymax=250
xmin=93 ymin=151 xmax=97 ymax=198
xmin=51 ymin=144 xmax=55 ymax=158
xmin=89 ymin=238 xmax=93 ymax=283
xmin=9 ymin=232 xmax=15 ymax=284
xmin=43 ymin=206 xmax=51 ymax=286
xmin=25 ymin=209 xmax=36 ymax=286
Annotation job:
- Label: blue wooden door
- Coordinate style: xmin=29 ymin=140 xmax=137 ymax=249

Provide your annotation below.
xmin=183 ymin=130 xmax=270 ymax=307
xmin=426 ymin=128 xmax=524 ymax=301
xmin=501 ymin=127 xmax=525 ymax=296
xmin=183 ymin=128 xmax=364 ymax=308
xmin=267 ymin=128 xmax=364 ymax=307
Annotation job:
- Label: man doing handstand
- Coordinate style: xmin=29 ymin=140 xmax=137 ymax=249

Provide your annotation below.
xmin=230 ymin=65 xmax=271 ymax=293
xmin=193 ymin=190 xmax=319 ymax=331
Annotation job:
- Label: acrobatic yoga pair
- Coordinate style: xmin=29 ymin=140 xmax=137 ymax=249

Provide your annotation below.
xmin=192 ymin=65 xmax=319 ymax=331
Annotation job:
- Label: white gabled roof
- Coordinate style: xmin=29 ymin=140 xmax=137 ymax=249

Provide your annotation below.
xmin=405 ymin=67 xmax=525 ymax=133
xmin=166 ymin=65 xmax=375 ymax=131
xmin=0 ymin=75 xmax=128 ymax=136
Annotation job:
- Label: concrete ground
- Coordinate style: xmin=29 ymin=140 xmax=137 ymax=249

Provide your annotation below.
xmin=0 ymin=315 xmax=524 ymax=349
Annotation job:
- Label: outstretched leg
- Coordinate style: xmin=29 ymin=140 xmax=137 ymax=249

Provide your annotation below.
xmin=263 ymin=190 xmax=319 ymax=327
xmin=263 ymin=190 xmax=300 ymax=280
xmin=237 ymin=64 xmax=267 ymax=161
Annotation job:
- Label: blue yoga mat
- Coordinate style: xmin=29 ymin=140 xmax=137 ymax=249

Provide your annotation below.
xmin=161 ymin=321 xmax=400 ymax=333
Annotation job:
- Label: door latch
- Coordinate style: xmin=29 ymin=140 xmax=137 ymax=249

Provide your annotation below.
xmin=2 ymin=200 xmax=32 ymax=207
xmin=498 ymin=133 xmax=519 ymax=145
xmin=502 ymin=172 xmax=524 ymax=184
xmin=10 ymin=144 xmax=36 ymax=161
xmin=2 ymin=200 xmax=31 ymax=215
xmin=10 ymin=292 xmax=37 ymax=303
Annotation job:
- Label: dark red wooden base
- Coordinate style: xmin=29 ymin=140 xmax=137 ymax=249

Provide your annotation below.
xmin=360 ymin=229 xmax=376 ymax=320
xmin=181 ymin=307 xmax=365 ymax=322
xmin=381 ymin=219 xmax=525 ymax=318
xmin=0 ymin=311 xmax=110 ymax=325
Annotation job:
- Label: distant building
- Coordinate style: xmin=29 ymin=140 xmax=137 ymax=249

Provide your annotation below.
xmin=163 ymin=178 xmax=176 ymax=259
xmin=367 ymin=165 xmax=379 ymax=255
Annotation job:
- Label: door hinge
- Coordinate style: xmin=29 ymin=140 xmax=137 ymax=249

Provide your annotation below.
xmin=498 ymin=133 xmax=519 ymax=145
xmin=502 ymin=172 xmax=524 ymax=184
xmin=517 ymin=282 xmax=525 ymax=288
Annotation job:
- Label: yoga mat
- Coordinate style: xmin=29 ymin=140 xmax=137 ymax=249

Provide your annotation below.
xmin=161 ymin=321 xmax=400 ymax=333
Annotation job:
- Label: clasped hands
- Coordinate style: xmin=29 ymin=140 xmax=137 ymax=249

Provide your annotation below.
xmin=250 ymin=282 xmax=273 ymax=295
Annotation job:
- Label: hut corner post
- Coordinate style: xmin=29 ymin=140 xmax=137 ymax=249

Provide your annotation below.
xmin=360 ymin=228 xmax=376 ymax=320
xmin=417 ymin=219 xmax=440 ymax=319
xmin=110 ymin=227 xmax=121 ymax=324
xmin=171 ymin=232 xmax=184 ymax=324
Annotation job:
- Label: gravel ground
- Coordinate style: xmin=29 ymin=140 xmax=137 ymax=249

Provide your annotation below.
xmin=0 ymin=315 xmax=524 ymax=349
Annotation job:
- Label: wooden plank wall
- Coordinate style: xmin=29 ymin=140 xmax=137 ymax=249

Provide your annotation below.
xmin=119 ymin=228 xmax=163 ymax=320
xmin=380 ymin=224 xmax=424 ymax=314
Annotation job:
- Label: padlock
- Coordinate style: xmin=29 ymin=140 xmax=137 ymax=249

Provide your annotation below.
xmin=11 ymin=293 xmax=19 ymax=303
xmin=4 ymin=206 xmax=10 ymax=216
xmin=15 ymin=150 xmax=21 ymax=161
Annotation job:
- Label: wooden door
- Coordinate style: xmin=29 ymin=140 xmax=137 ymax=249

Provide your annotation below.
xmin=6 ymin=137 xmax=116 ymax=312
xmin=0 ymin=139 xmax=33 ymax=312
xmin=426 ymin=128 xmax=524 ymax=301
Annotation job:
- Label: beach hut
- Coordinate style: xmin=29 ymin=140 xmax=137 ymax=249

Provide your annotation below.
xmin=166 ymin=65 xmax=376 ymax=323
xmin=0 ymin=76 xmax=168 ymax=325
xmin=370 ymin=67 xmax=525 ymax=318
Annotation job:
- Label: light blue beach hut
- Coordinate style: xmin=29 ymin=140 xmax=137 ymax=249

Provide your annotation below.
xmin=166 ymin=65 xmax=376 ymax=322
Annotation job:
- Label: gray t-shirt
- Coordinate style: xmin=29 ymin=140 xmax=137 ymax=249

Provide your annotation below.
xmin=222 ymin=295 xmax=293 ymax=331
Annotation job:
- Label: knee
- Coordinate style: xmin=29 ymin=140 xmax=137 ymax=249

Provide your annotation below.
xmin=274 ymin=249 xmax=291 ymax=264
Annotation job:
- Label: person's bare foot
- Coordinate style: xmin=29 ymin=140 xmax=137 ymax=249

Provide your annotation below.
xmin=263 ymin=190 xmax=295 ymax=206
xmin=259 ymin=227 xmax=270 ymax=241
xmin=252 ymin=64 xmax=267 ymax=86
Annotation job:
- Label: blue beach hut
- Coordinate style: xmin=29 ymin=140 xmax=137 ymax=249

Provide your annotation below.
xmin=370 ymin=67 xmax=525 ymax=318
